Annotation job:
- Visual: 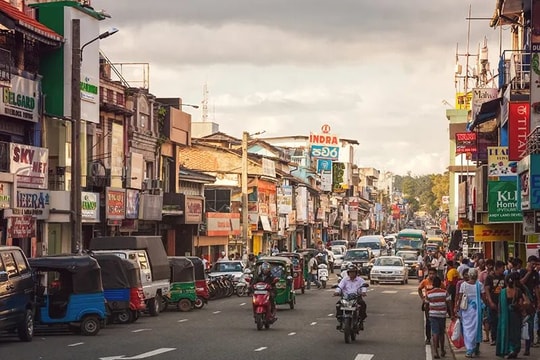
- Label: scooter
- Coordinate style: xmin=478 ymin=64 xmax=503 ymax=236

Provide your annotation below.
xmin=318 ymin=263 xmax=329 ymax=289
xmin=236 ymin=269 xmax=252 ymax=297
xmin=252 ymin=282 xmax=277 ymax=330
xmin=336 ymin=283 xmax=369 ymax=344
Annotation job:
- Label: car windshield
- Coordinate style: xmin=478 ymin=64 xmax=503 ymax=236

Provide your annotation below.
xmin=213 ymin=262 xmax=243 ymax=272
xmin=332 ymin=247 xmax=344 ymax=255
xmin=357 ymin=241 xmax=380 ymax=249
xmin=344 ymin=250 xmax=370 ymax=260
xmin=375 ymin=258 xmax=403 ymax=266
xmin=396 ymin=238 xmax=423 ymax=250
xmin=397 ymin=252 xmax=417 ymax=260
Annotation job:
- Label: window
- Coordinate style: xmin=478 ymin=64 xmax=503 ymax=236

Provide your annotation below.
xmin=12 ymin=250 xmax=29 ymax=275
xmin=2 ymin=252 xmax=19 ymax=278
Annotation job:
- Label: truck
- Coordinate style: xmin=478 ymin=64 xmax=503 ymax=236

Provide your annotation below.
xmin=88 ymin=236 xmax=170 ymax=316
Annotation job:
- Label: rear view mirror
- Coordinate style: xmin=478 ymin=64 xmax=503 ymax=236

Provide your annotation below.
xmin=0 ymin=271 xmax=8 ymax=282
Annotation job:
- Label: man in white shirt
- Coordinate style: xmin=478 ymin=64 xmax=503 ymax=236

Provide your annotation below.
xmin=334 ymin=265 xmax=368 ymax=330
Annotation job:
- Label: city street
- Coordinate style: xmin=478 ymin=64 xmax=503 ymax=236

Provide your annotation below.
xmin=0 ymin=275 xmax=430 ymax=360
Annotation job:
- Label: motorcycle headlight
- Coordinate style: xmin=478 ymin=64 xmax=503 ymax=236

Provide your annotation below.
xmin=340 ymin=299 xmax=352 ymax=307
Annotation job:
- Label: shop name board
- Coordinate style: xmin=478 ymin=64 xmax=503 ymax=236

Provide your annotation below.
xmin=488 ymin=180 xmax=522 ymax=223
xmin=309 ymin=133 xmax=339 ymax=145
xmin=106 ymin=188 xmax=126 ymax=220
xmin=82 ymin=192 xmax=99 ymax=222
xmin=10 ymin=143 xmax=48 ymax=189
xmin=508 ymin=102 xmax=529 ymax=161
xmin=13 ymin=189 xmax=50 ymax=219
xmin=0 ymin=75 xmax=39 ymax=123
xmin=455 ymin=132 xmax=477 ymax=154
xmin=310 ymin=145 xmax=339 ymax=160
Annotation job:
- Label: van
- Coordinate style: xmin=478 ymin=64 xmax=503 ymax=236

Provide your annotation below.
xmin=0 ymin=246 xmax=34 ymax=341
xmin=395 ymin=228 xmax=426 ymax=252
xmin=355 ymin=235 xmax=387 ymax=257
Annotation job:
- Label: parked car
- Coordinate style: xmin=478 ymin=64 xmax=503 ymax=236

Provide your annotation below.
xmin=208 ymin=260 xmax=245 ymax=282
xmin=330 ymin=245 xmax=347 ymax=269
xmin=369 ymin=256 xmax=409 ymax=285
xmin=341 ymin=248 xmax=373 ymax=276
xmin=355 ymin=235 xmax=387 ymax=257
xmin=395 ymin=250 xmax=419 ymax=277
xmin=329 ymin=240 xmax=348 ymax=248
xmin=0 ymin=246 xmax=34 ymax=342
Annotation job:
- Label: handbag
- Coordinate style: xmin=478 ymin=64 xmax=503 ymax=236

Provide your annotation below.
xmin=460 ymin=293 xmax=468 ymax=310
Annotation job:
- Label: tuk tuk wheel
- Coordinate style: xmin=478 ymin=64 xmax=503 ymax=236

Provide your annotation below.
xmin=17 ymin=309 xmax=33 ymax=342
xmin=289 ymin=299 xmax=295 ymax=309
xmin=194 ymin=297 xmax=205 ymax=309
xmin=131 ymin=310 xmax=140 ymax=322
xmin=177 ymin=299 xmax=193 ymax=312
xmin=160 ymin=297 xmax=169 ymax=312
xmin=80 ymin=315 xmax=100 ymax=336
xmin=116 ymin=310 xmax=133 ymax=324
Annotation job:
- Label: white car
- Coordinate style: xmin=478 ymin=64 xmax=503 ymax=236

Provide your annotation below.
xmin=369 ymin=256 xmax=409 ymax=285
xmin=208 ymin=260 xmax=245 ymax=282
xmin=330 ymin=245 xmax=347 ymax=268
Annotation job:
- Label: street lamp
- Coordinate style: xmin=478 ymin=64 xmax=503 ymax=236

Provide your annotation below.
xmin=181 ymin=103 xmax=199 ymax=109
xmin=71 ymin=19 xmax=119 ymax=254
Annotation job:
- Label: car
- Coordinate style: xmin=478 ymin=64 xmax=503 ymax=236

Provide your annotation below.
xmin=341 ymin=248 xmax=373 ymax=276
xmin=0 ymin=246 xmax=35 ymax=342
xmin=395 ymin=250 xmax=419 ymax=277
xmin=329 ymin=240 xmax=348 ymax=248
xmin=208 ymin=260 xmax=245 ymax=282
xmin=369 ymin=256 xmax=409 ymax=285
xmin=355 ymin=235 xmax=387 ymax=257
xmin=330 ymin=245 xmax=347 ymax=268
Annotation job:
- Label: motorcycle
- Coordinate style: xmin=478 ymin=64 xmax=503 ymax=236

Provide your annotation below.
xmin=252 ymin=282 xmax=277 ymax=330
xmin=336 ymin=283 xmax=369 ymax=343
xmin=318 ymin=263 xmax=329 ymax=289
xmin=236 ymin=269 xmax=252 ymax=297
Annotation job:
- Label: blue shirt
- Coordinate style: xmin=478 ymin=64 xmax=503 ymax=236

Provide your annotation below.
xmin=336 ymin=276 xmax=367 ymax=296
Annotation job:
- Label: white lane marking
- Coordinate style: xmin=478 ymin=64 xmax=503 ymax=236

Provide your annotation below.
xmin=254 ymin=347 xmax=267 ymax=352
xmin=213 ymin=311 xmax=221 ymax=314
xmin=99 ymin=347 xmax=176 ymax=360
xmin=177 ymin=319 xmax=188 ymax=323
xmin=68 ymin=342 xmax=84 ymax=347
xmin=240 ymin=303 xmax=246 ymax=306
xmin=310 ymin=322 xmax=317 ymax=326
xmin=328 ymin=313 xmax=334 ymax=316
xmin=410 ymin=292 xmax=418 ymax=295
xmin=353 ymin=354 xmax=374 ymax=360
xmin=381 ymin=290 xmax=398 ymax=294
xmin=288 ymin=332 xmax=296 ymax=336
xmin=425 ymin=343 xmax=432 ymax=360
xmin=131 ymin=329 xmax=151 ymax=333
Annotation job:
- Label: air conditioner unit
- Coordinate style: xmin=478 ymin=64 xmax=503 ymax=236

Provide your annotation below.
xmin=151 ymin=179 xmax=162 ymax=189
xmin=141 ymin=179 xmax=150 ymax=191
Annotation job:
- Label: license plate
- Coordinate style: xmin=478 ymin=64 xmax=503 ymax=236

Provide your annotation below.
xmin=253 ymin=290 xmax=267 ymax=295
xmin=319 ymin=270 xmax=328 ymax=276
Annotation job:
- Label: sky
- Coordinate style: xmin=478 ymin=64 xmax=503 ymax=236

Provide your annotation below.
xmin=91 ymin=0 xmax=499 ymax=176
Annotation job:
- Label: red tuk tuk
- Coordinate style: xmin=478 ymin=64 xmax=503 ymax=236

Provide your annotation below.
xmin=187 ymin=256 xmax=209 ymax=309
xmin=277 ymin=252 xmax=305 ymax=294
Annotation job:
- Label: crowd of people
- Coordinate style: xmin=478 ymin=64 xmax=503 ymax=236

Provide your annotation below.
xmin=418 ymin=249 xmax=540 ymax=359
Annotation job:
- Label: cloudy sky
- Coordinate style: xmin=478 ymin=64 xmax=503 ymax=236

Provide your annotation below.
xmin=91 ymin=0 xmax=499 ymax=176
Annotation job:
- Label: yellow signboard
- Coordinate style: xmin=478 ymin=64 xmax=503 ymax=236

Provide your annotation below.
xmin=473 ymin=224 xmax=515 ymax=242
xmin=455 ymin=92 xmax=472 ymax=110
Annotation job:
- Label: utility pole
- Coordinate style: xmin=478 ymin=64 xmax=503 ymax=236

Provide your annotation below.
xmin=242 ymin=131 xmax=249 ymax=254
xmin=71 ymin=19 xmax=82 ymax=254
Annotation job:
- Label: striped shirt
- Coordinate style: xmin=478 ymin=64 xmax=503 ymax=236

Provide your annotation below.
xmin=426 ymin=287 xmax=450 ymax=318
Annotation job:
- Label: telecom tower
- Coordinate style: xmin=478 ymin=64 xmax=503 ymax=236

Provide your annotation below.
xmin=201 ymin=82 xmax=209 ymax=122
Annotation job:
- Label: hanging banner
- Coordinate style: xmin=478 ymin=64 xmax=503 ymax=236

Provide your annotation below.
xmin=508 ymin=102 xmax=530 ymax=161
xmin=487 ymin=146 xmax=517 ymax=177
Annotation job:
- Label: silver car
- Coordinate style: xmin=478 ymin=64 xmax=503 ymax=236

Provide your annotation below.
xmin=208 ymin=260 xmax=245 ymax=282
xmin=369 ymin=256 xmax=409 ymax=285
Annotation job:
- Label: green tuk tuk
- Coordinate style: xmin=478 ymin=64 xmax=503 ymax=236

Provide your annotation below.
xmin=255 ymin=256 xmax=296 ymax=309
xmin=163 ymin=257 xmax=197 ymax=312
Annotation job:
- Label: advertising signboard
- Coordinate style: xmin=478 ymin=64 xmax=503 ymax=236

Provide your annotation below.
xmin=455 ymin=132 xmax=477 ymax=154
xmin=508 ymin=102 xmax=530 ymax=161
xmin=10 ymin=143 xmax=49 ymax=190
xmin=488 ymin=180 xmax=522 ymax=223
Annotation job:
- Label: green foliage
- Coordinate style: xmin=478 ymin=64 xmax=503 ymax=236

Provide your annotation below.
xmin=394 ymin=172 xmax=449 ymax=216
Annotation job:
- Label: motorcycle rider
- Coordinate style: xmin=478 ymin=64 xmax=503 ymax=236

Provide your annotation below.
xmin=252 ymin=262 xmax=279 ymax=314
xmin=333 ymin=264 xmax=368 ymax=331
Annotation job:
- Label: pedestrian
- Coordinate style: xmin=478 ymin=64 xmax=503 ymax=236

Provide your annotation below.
xmin=454 ymin=267 xmax=487 ymax=358
xmin=496 ymin=272 xmax=525 ymax=358
xmin=427 ymin=276 xmax=452 ymax=359
xmin=307 ymin=254 xmax=321 ymax=290
xmin=326 ymin=247 xmax=335 ymax=274
xmin=445 ymin=260 xmax=459 ymax=316
xmin=418 ymin=267 xmax=439 ymax=345
xmin=518 ymin=255 xmax=540 ymax=356
xmin=417 ymin=250 xmax=425 ymax=281
xmin=484 ymin=260 xmax=505 ymax=345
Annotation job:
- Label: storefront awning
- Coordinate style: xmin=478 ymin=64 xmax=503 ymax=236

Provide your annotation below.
xmin=260 ymin=215 xmax=272 ymax=232
xmin=468 ymin=97 xmax=502 ymax=130
xmin=0 ymin=2 xmax=63 ymax=46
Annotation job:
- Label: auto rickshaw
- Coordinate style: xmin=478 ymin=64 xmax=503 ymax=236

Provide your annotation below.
xmin=28 ymin=255 xmax=107 ymax=336
xmin=255 ymin=256 xmax=296 ymax=309
xmin=94 ymin=253 xmax=145 ymax=324
xmin=186 ymin=256 xmax=209 ymax=309
xmin=163 ymin=257 xmax=197 ymax=312
xmin=276 ymin=252 xmax=305 ymax=294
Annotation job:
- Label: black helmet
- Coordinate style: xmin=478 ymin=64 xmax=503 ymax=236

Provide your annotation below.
xmin=346 ymin=264 xmax=359 ymax=274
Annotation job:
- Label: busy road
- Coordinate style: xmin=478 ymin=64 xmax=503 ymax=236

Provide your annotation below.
xmin=0 ymin=274 xmax=430 ymax=360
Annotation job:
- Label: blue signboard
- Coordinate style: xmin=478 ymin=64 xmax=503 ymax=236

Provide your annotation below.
xmin=317 ymin=159 xmax=333 ymax=173
xmin=311 ymin=145 xmax=339 ymax=160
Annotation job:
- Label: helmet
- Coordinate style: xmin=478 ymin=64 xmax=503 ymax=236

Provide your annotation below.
xmin=346 ymin=264 xmax=359 ymax=274
xmin=261 ymin=262 xmax=271 ymax=274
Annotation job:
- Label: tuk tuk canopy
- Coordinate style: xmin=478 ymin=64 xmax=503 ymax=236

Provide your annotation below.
xmin=168 ymin=257 xmax=195 ymax=283
xmin=28 ymin=255 xmax=103 ymax=294
xmin=186 ymin=256 xmax=206 ymax=282
xmin=256 ymin=256 xmax=293 ymax=278
xmin=94 ymin=254 xmax=141 ymax=289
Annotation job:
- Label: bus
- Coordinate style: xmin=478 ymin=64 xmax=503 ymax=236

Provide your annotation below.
xmin=395 ymin=229 xmax=427 ymax=252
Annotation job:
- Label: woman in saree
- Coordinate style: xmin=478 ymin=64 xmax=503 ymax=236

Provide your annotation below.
xmin=496 ymin=272 xmax=524 ymax=359
xmin=455 ymin=267 xmax=487 ymax=358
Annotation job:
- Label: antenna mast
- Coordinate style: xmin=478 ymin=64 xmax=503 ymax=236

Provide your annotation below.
xmin=201 ymin=82 xmax=209 ymax=122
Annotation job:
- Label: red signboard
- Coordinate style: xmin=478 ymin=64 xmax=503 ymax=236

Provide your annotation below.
xmin=508 ymin=102 xmax=530 ymax=161
xmin=7 ymin=216 xmax=36 ymax=238
xmin=455 ymin=132 xmax=477 ymax=154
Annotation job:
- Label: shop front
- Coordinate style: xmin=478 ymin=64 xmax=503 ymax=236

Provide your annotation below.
xmin=199 ymin=212 xmax=241 ymax=261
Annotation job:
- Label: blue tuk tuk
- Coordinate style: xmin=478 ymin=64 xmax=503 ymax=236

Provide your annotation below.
xmin=28 ymin=255 xmax=107 ymax=336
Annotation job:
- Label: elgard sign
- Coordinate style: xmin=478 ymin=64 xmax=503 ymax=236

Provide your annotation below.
xmin=0 ymin=75 xmax=39 ymax=123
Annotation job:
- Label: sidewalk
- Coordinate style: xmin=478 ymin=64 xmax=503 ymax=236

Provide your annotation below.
xmin=445 ymin=324 xmax=539 ymax=360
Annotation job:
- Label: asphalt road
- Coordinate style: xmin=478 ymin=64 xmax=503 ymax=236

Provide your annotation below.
xmin=0 ymin=276 xmax=432 ymax=360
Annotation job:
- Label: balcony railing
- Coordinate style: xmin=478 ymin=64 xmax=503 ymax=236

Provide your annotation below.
xmin=526 ymin=126 xmax=540 ymax=155
xmin=500 ymin=50 xmax=530 ymax=91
